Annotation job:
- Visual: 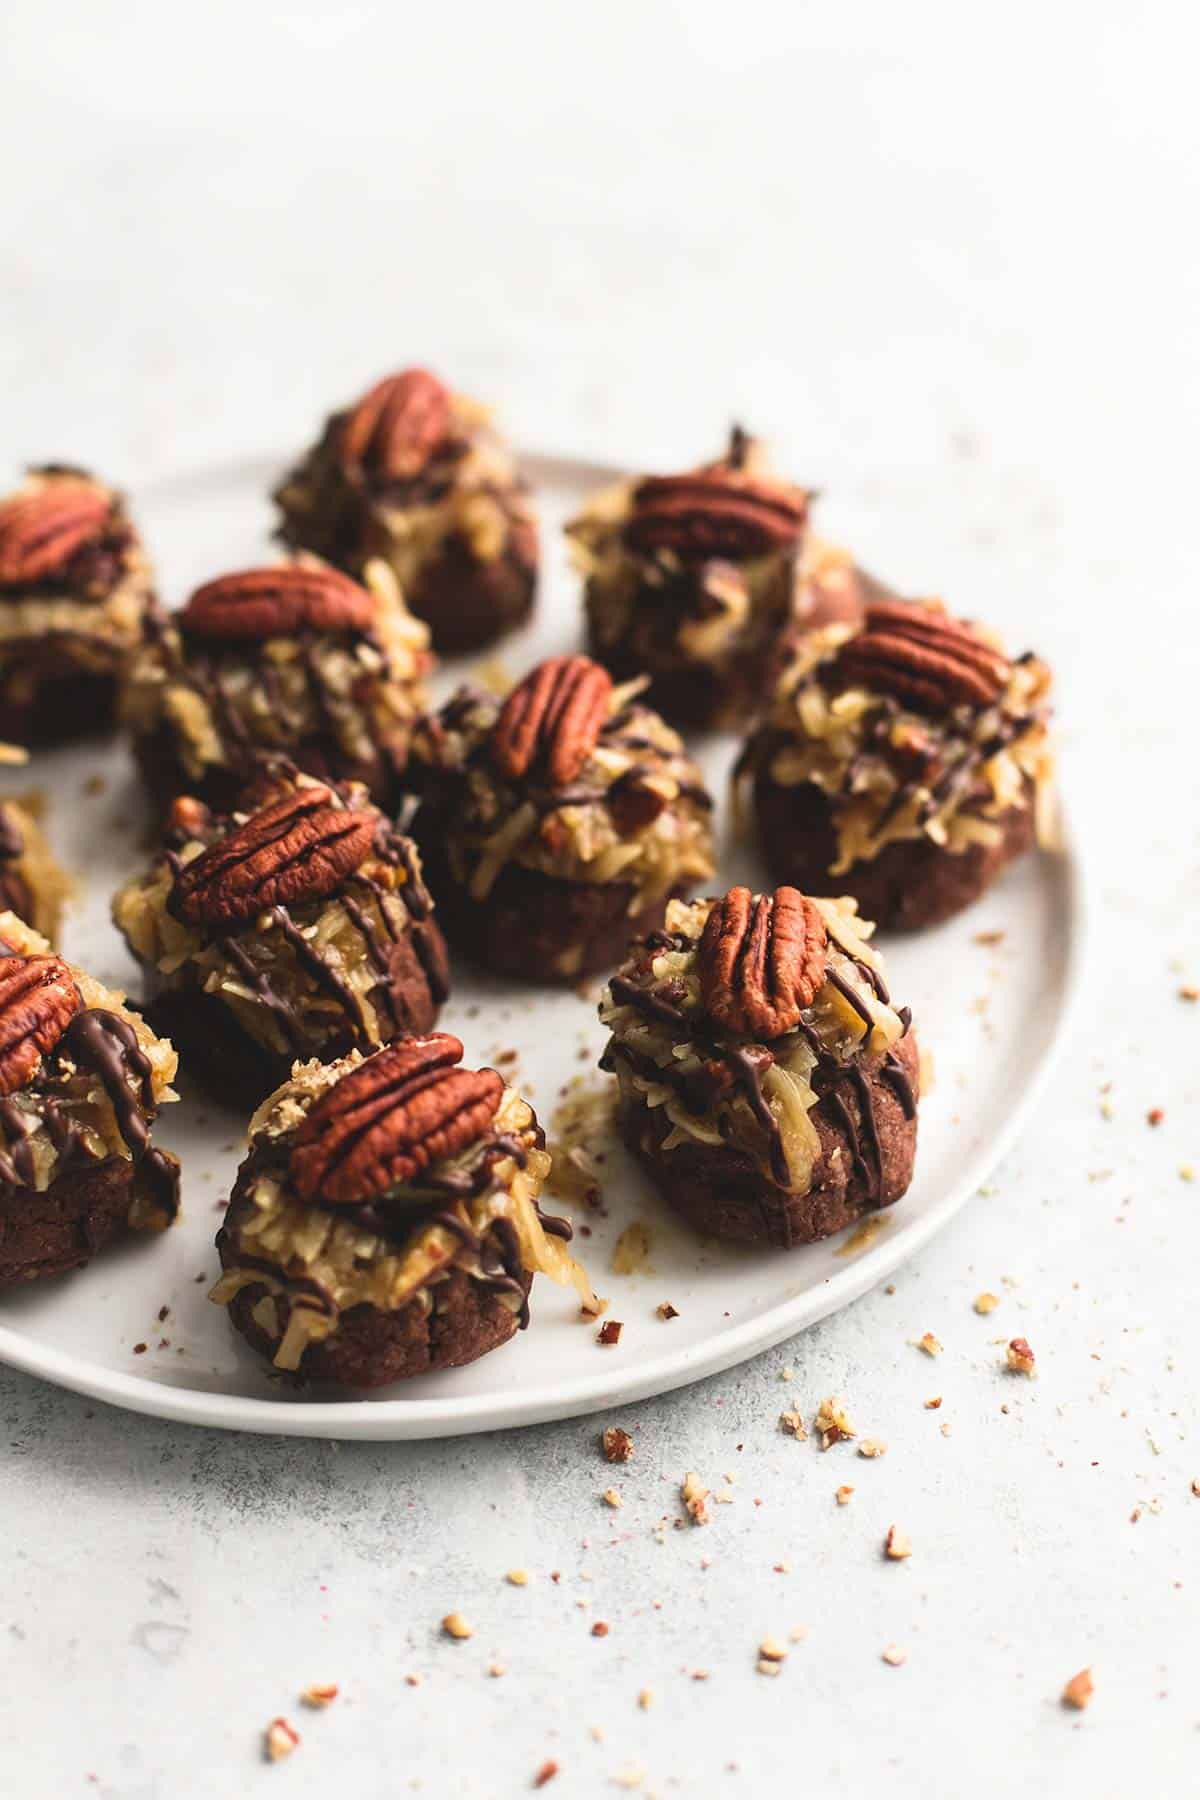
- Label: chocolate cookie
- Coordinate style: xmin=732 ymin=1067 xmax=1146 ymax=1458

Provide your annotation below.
xmin=568 ymin=427 xmax=810 ymax=730
xmin=211 ymin=1033 xmax=595 ymax=1387
xmin=113 ymin=772 xmax=450 ymax=1108
xmin=273 ymin=367 xmax=537 ymax=656
xmin=0 ymin=466 xmax=158 ymax=744
xmin=737 ymin=598 xmax=1055 ymax=930
xmin=0 ymin=913 xmax=179 ymax=1287
xmin=120 ymin=558 xmax=432 ymax=817
xmin=599 ymin=887 xmax=919 ymax=1248
xmin=406 ymin=655 xmax=716 ymax=983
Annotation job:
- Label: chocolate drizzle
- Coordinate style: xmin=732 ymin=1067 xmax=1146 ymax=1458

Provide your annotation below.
xmin=0 ymin=1007 xmax=179 ymax=1219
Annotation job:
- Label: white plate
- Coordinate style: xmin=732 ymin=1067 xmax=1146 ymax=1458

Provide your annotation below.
xmin=0 ymin=451 xmax=1084 ymax=1438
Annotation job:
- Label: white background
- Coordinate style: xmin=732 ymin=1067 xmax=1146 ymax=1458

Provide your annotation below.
xmin=2 ymin=4 xmax=1198 ymax=1795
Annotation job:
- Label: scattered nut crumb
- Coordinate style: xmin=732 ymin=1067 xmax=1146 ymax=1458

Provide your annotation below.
xmin=1191 ymin=1479 xmax=1200 ymax=1498
xmin=591 ymin=1621 xmax=610 ymax=1638
xmin=1147 ymin=1108 xmax=1164 ymax=1127
xmin=637 ymin=1688 xmax=653 ymax=1710
xmin=881 ymin=1644 xmax=908 ymax=1666
xmin=1180 ymin=1165 xmax=1195 ymax=1183
xmin=779 ymin=1409 xmax=808 ymax=1440
xmin=756 ymin=1635 xmax=787 ymax=1674
xmin=1006 ymin=1337 xmax=1036 ymax=1375
xmin=300 ymin=1683 xmax=338 ymax=1709
xmin=506 ymin=1569 xmax=530 ymax=1587
xmin=1179 ymin=985 xmax=1198 ymax=1003
xmin=602 ymin=1426 xmax=634 ymax=1463
xmin=789 ymin=1625 xmax=809 ymax=1643
xmin=597 ymin=1320 xmax=623 ymax=1346
xmin=488 ymin=1662 xmax=506 ymax=1678
xmin=533 ymin=1758 xmax=560 ymax=1788
xmin=814 ymin=1395 xmax=855 ymax=1448
xmin=913 ymin=1331 xmax=943 ymax=1357
xmin=602 ymin=1488 xmax=623 ymax=1509
xmin=924 ymin=1396 xmax=943 ymax=1409
xmin=973 ymin=929 xmax=1005 ymax=946
xmin=656 ymin=1301 xmax=679 ymax=1320
xmin=974 ymin=1292 xmax=1000 ymax=1315
xmin=884 ymin=1525 xmax=912 ymax=1560
xmin=442 ymin=1612 xmax=474 ymax=1640
xmin=858 ymin=1439 xmax=887 ymax=1459
xmin=404 ymin=1673 xmax=422 ymax=1687
xmin=1061 ymin=1668 xmax=1094 ymax=1711
xmin=681 ymin=1472 xmax=711 ymax=1525
xmin=264 ymin=1718 xmax=300 ymax=1763
xmin=835 ymin=1485 xmax=855 ymax=1506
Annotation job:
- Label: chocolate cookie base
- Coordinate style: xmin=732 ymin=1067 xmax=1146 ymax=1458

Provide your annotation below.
xmin=619 ymin=1031 xmax=919 ymax=1249
xmin=0 ymin=1157 xmax=154 ymax=1286
xmin=0 ymin=668 xmax=119 ymax=747
xmin=131 ymin=723 xmax=406 ymax=824
xmin=412 ymin=810 xmax=685 ymax=982
xmin=226 ymin=1264 xmax=530 ymax=1388
xmin=752 ymin=773 xmax=1037 ymax=932
xmin=143 ymin=920 xmax=449 ymax=1110
xmin=408 ymin=535 xmax=535 ymax=657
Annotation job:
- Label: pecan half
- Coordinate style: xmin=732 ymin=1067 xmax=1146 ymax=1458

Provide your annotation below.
xmin=0 ymin=485 xmax=111 ymax=587
xmin=179 ymin=565 xmax=376 ymax=641
xmin=339 ymin=368 xmax=452 ymax=480
xmin=169 ymin=785 xmax=377 ymax=926
xmin=698 ymin=886 xmax=827 ymax=1039
xmin=0 ymin=954 xmax=82 ymax=1096
xmin=289 ymin=1033 xmax=504 ymax=1205
xmin=625 ymin=473 xmax=806 ymax=562
xmin=491 ymin=656 xmax=613 ymax=788
xmin=834 ymin=600 xmax=1010 ymax=714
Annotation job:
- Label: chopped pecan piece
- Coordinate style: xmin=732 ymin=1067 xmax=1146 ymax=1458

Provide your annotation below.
xmin=0 ymin=954 xmax=82 ymax=1096
xmin=491 ymin=655 xmax=613 ymax=788
xmin=625 ymin=472 xmax=806 ymax=561
xmin=698 ymin=886 xmax=827 ymax=1039
xmin=289 ymin=1033 xmax=503 ymax=1205
xmin=338 ymin=368 xmax=452 ymax=479
xmin=178 ymin=564 xmax=377 ymax=641
xmin=0 ymin=484 xmax=111 ymax=586
xmin=168 ymin=785 xmax=377 ymax=926
xmin=834 ymin=600 xmax=1010 ymax=714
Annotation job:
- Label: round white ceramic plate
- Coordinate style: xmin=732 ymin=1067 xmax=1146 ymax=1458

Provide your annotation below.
xmin=0 ymin=451 xmax=1084 ymax=1438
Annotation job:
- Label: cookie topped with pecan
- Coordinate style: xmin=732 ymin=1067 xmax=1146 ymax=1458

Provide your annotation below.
xmin=599 ymin=888 xmax=919 ymax=1249
xmin=0 ymin=912 xmax=180 ymax=1286
xmin=0 ymin=465 xmax=158 ymax=744
xmin=210 ymin=1033 xmax=595 ymax=1387
xmin=406 ymin=654 xmax=716 ymax=983
xmin=736 ymin=598 xmax=1056 ymax=930
xmin=568 ymin=428 xmax=815 ymax=730
xmin=273 ymin=367 xmax=538 ymax=656
xmin=120 ymin=555 xmax=432 ymax=819
xmin=113 ymin=770 xmax=450 ymax=1107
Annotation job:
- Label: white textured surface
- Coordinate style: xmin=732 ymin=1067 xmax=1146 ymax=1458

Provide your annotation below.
xmin=1 ymin=4 xmax=1197 ymax=1794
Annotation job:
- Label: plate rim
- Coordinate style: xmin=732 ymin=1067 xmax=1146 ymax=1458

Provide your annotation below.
xmin=0 ymin=451 xmax=1088 ymax=1439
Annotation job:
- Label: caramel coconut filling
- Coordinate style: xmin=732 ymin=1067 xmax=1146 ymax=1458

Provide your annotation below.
xmin=742 ymin=648 xmax=1056 ymax=872
xmin=113 ymin=811 xmax=444 ymax=1061
xmin=411 ymin=677 xmax=715 ymax=911
xmin=0 ymin=913 xmax=179 ymax=1222
xmin=119 ymin=561 xmax=429 ymax=781
xmin=0 ymin=799 xmax=72 ymax=941
xmin=211 ymin=1065 xmax=595 ymax=1370
xmin=600 ymin=895 xmax=915 ymax=1197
